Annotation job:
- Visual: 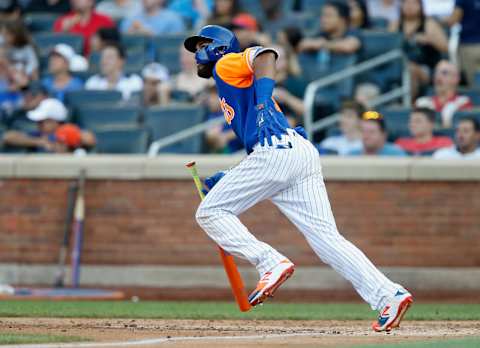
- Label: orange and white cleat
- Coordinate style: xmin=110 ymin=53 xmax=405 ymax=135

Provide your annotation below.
xmin=372 ymin=290 xmax=413 ymax=332
xmin=248 ymin=259 xmax=295 ymax=306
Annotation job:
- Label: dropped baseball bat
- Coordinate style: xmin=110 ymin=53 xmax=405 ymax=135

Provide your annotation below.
xmin=54 ymin=181 xmax=78 ymax=288
xmin=186 ymin=161 xmax=252 ymax=312
xmin=71 ymin=169 xmax=86 ymax=288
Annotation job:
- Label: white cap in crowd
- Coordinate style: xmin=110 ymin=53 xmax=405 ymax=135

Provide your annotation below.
xmin=51 ymin=44 xmax=88 ymax=72
xmin=27 ymin=98 xmax=68 ymax=122
xmin=142 ymin=63 xmax=170 ymax=82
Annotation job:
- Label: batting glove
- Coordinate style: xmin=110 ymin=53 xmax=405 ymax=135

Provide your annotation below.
xmin=256 ymin=101 xmax=288 ymax=147
xmin=202 ymin=171 xmax=225 ymax=195
xmin=294 ymin=126 xmax=307 ymax=139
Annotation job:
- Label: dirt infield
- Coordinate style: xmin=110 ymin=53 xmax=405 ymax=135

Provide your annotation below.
xmin=1 ymin=318 xmax=479 ymax=347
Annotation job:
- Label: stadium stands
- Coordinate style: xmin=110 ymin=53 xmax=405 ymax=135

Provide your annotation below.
xmin=358 ymin=31 xmax=404 ymax=91
xmin=64 ymin=90 xmax=123 ymax=110
xmin=145 ymin=105 xmax=205 ymax=153
xmin=75 ymin=105 xmax=141 ymax=130
xmin=0 ymin=1 xmax=478 ymax=155
xmin=94 ymin=127 xmax=149 ymax=154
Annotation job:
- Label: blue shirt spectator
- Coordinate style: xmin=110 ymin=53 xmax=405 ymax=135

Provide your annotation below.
xmin=40 ymin=44 xmax=86 ymax=102
xmin=348 ymin=110 xmax=407 ymax=157
xmin=454 ymin=0 xmax=480 ymax=44
xmin=348 ymin=144 xmax=407 ymax=156
xmin=121 ymin=0 xmax=186 ymax=35
xmin=41 ymin=75 xmax=83 ymax=102
xmin=168 ymin=0 xmax=213 ymax=28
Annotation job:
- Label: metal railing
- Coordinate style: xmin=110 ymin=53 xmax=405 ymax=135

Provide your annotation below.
xmin=148 ymin=116 xmax=225 ymax=157
xmin=304 ymin=49 xmax=411 ymax=139
xmin=148 ymin=49 xmax=411 ymax=156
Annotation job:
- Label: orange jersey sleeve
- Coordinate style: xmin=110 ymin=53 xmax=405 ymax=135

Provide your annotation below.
xmin=215 ymin=47 xmax=257 ymax=88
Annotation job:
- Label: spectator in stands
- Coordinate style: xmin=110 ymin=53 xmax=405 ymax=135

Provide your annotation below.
xmin=207 ymin=0 xmax=241 ymax=27
xmin=348 ymin=110 xmax=407 ymax=156
xmin=415 ymin=60 xmax=472 ymax=127
xmin=1 ymin=20 xmax=39 ymax=79
xmin=354 ymin=83 xmax=381 ymax=105
xmin=390 ymin=0 xmax=448 ymax=99
xmin=367 ymin=0 xmax=400 ymax=25
xmin=96 ymin=0 xmax=142 ymax=21
xmin=90 ymin=27 xmax=121 ymax=54
xmin=272 ymin=44 xmax=305 ymax=125
xmin=448 ymin=0 xmax=480 ymax=87
xmin=23 ymin=0 xmax=71 ymax=13
xmin=298 ymin=1 xmax=361 ymax=57
xmin=433 ymin=117 xmax=480 ymax=159
xmin=0 ymin=0 xmax=21 ymax=20
xmin=142 ymin=62 xmax=171 ymax=107
xmin=320 ymin=100 xmax=364 ymax=155
xmin=395 ymin=107 xmax=453 ymax=156
xmin=41 ymin=44 xmax=86 ymax=102
xmin=6 ymin=81 xmax=47 ymax=126
xmin=258 ymin=0 xmax=298 ymax=39
xmin=230 ymin=13 xmax=270 ymax=50
xmin=0 ymin=46 xmax=28 ymax=114
xmin=168 ymin=0 xmax=212 ymax=29
xmin=204 ymin=84 xmax=243 ymax=153
xmin=3 ymin=98 xmax=96 ymax=153
xmin=85 ymin=43 xmax=142 ymax=100
xmin=349 ymin=0 xmax=371 ymax=29
xmin=171 ymin=46 xmax=211 ymax=102
xmin=121 ymin=0 xmax=186 ymax=36
xmin=54 ymin=0 xmax=115 ymax=56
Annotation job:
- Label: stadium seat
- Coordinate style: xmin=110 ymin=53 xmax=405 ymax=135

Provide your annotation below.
xmin=0 ymin=126 xmax=5 ymax=150
xmin=301 ymin=0 xmax=326 ymax=13
xmin=434 ymin=127 xmax=455 ymax=139
xmin=291 ymin=12 xmax=320 ymax=37
xmin=358 ymin=31 xmax=404 ymax=91
xmin=475 ymin=71 xmax=480 ymax=89
xmin=76 ymin=105 xmax=141 ymax=130
xmin=457 ymin=87 xmax=480 ymax=106
xmin=153 ymin=34 xmax=186 ymax=74
xmin=94 ymin=127 xmax=149 ymax=154
xmin=88 ymin=52 xmax=101 ymax=74
xmin=121 ymin=34 xmax=149 ymax=55
xmin=145 ymin=105 xmax=205 ymax=153
xmin=125 ymin=51 xmax=147 ymax=75
xmin=370 ymin=17 xmax=389 ymax=30
xmin=9 ymin=118 xmax=38 ymax=133
xmin=24 ymin=13 xmax=58 ymax=32
xmin=451 ymin=110 xmax=480 ymax=126
xmin=239 ymin=0 xmax=265 ymax=19
xmin=379 ymin=107 xmax=411 ymax=141
xmin=64 ymin=90 xmax=123 ymax=110
xmin=33 ymin=33 xmax=84 ymax=56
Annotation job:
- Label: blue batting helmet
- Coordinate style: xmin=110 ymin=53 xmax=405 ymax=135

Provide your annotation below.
xmin=184 ymin=25 xmax=240 ymax=65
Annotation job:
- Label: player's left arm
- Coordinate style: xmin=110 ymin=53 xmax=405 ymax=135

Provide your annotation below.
xmin=251 ymin=50 xmax=290 ymax=146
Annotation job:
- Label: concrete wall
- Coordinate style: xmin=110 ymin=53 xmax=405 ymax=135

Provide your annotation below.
xmin=0 ymin=155 xmax=479 ymax=291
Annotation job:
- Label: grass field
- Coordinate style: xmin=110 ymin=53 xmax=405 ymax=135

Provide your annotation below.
xmin=0 ymin=301 xmax=479 ymax=347
xmin=0 ymin=301 xmax=479 ymax=320
xmin=0 ymin=333 xmax=88 ymax=345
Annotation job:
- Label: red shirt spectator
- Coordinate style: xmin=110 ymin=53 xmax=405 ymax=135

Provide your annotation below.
xmin=415 ymin=60 xmax=473 ymax=127
xmin=54 ymin=0 xmax=114 ymax=55
xmin=395 ymin=107 xmax=453 ymax=156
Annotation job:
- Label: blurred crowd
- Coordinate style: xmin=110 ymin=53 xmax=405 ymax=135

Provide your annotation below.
xmin=0 ymin=0 xmax=478 ymax=159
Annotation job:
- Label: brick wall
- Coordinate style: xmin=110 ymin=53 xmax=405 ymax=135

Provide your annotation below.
xmin=1 ymin=179 xmax=479 ymax=267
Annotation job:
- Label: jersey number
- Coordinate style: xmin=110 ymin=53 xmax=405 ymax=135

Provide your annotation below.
xmin=220 ymin=97 xmax=235 ymax=125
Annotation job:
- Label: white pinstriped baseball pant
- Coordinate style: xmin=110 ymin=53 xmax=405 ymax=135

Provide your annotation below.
xmin=196 ymin=130 xmax=402 ymax=310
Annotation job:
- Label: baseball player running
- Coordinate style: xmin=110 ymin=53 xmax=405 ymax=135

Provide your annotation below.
xmin=185 ymin=25 xmax=412 ymax=332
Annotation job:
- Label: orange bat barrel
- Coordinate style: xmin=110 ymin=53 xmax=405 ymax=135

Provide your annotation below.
xmin=186 ymin=161 xmax=252 ymax=312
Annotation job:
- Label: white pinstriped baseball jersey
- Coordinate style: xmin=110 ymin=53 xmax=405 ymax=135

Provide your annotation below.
xmin=196 ymin=130 xmax=404 ymax=310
